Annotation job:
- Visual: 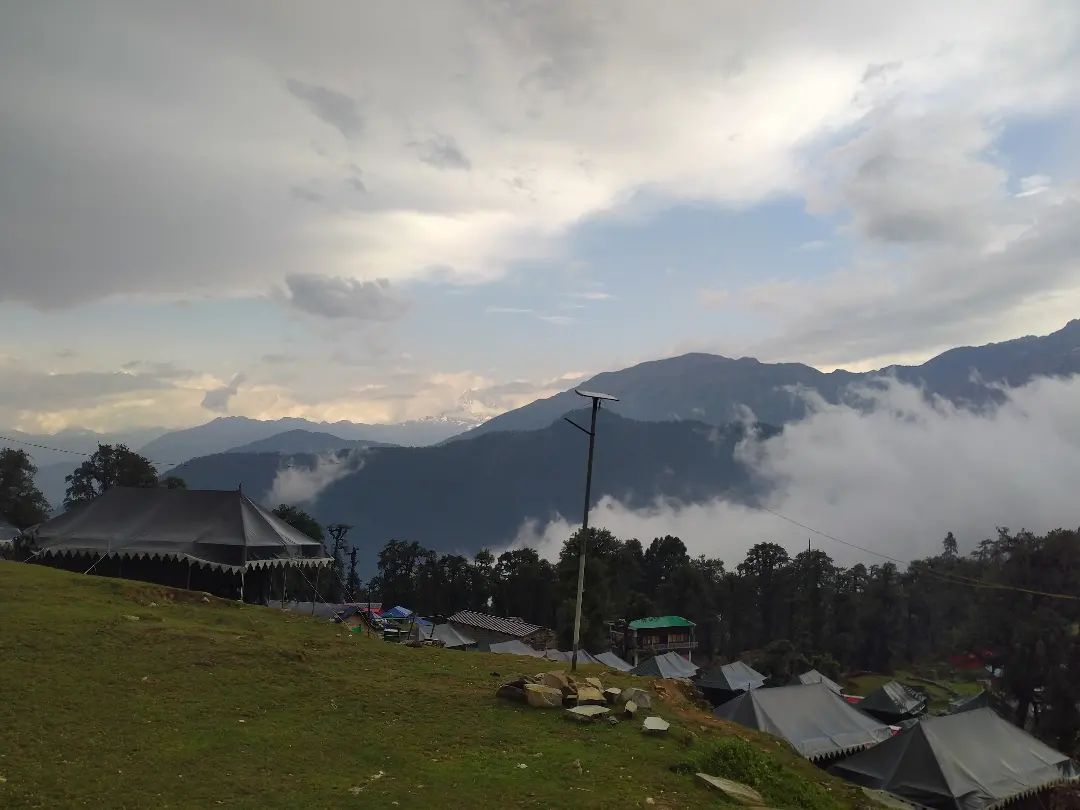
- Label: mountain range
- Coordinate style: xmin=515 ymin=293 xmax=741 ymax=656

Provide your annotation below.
xmin=169 ymin=412 xmax=770 ymax=571
xmin=454 ymin=319 xmax=1080 ymax=439
xmin=6 ymin=320 xmax=1079 ymax=527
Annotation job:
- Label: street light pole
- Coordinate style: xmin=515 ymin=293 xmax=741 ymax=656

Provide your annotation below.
xmin=565 ymin=389 xmax=618 ymax=672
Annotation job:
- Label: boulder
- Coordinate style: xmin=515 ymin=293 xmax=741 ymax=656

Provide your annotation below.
xmin=624 ymin=700 xmax=639 ymax=717
xmin=539 ymin=670 xmax=571 ymax=692
xmin=603 ymin=687 xmax=622 ymax=704
xmin=565 ymin=705 xmax=610 ymax=722
xmin=642 ymin=716 xmax=670 ymax=734
xmin=524 ymin=683 xmax=563 ymax=709
xmin=496 ymin=684 xmax=527 ymax=703
xmin=695 ymin=774 xmax=765 ymax=806
xmin=584 ymin=677 xmax=603 ymax=691
xmin=574 ymin=686 xmax=606 ymax=705
xmin=619 ymin=687 xmax=652 ymax=710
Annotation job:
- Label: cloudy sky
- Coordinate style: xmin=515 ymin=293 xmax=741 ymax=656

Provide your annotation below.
xmin=2 ymin=1 xmax=1079 ymax=434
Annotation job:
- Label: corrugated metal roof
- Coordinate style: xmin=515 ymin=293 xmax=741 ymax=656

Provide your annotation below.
xmin=447 ymin=610 xmax=543 ymax=638
xmin=628 ymin=615 xmax=696 ymax=630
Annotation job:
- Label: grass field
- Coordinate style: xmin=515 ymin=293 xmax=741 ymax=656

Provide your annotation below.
xmin=0 ymin=562 xmax=886 ymax=809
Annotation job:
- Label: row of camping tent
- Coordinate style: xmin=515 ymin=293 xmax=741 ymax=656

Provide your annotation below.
xmin=709 ymin=679 xmax=1078 ymax=809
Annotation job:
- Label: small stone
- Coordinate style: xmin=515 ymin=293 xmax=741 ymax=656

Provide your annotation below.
xmin=642 ymin=716 xmax=670 ymax=734
xmin=123 ymin=614 xmax=140 ymax=622
xmin=517 ymin=763 xmax=528 ymax=769
xmin=624 ymin=700 xmax=639 ymax=717
xmin=574 ymin=686 xmax=606 ymax=705
xmin=565 ymin=705 xmax=610 ymax=722
xmin=645 ymin=798 xmax=655 ymax=805
xmin=524 ymin=683 xmax=563 ymax=709
xmin=603 ymin=687 xmax=622 ymax=704
xmin=496 ymin=684 xmax=527 ymax=703
xmin=539 ymin=670 xmax=572 ymax=692
xmin=202 ymin=596 xmax=210 ymax=603
xmin=695 ymin=773 xmax=765 ymax=805
xmin=348 ymin=786 xmax=362 ymax=795
xmin=620 ymin=687 xmax=652 ymax=709
xmin=148 ymin=601 xmax=158 ymax=607
xmin=584 ymin=676 xmax=603 ymax=691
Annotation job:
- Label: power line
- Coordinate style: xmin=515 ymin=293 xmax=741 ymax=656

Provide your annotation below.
xmin=0 ymin=434 xmax=178 ymax=467
xmin=758 ymin=505 xmax=1080 ymax=602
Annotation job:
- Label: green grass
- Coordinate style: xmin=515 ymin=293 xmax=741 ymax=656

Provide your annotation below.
xmin=0 ymin=563 xmax=882 ymax=809
xmin=679 ymin=737 xmax=846 ymax=810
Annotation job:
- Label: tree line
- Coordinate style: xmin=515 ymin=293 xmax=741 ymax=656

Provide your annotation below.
xmin=365 ymin=526 xmax=1080 ymax=754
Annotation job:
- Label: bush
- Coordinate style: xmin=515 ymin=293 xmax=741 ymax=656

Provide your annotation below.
xmin=683 ymin=737 xmax=844 ymax=810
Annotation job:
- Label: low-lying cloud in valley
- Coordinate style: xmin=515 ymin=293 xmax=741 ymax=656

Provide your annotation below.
xmin=513 ymin=374 xmax=1080 ymax=566
xmin=267 ymin=451 xmax=365 ymax=506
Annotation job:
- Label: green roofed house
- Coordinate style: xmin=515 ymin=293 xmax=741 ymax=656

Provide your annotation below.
xmin=627 ymin=615 xmax=696 ymax=666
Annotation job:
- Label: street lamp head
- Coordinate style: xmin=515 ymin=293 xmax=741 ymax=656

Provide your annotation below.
xmin=575 ymin=389 xmax=619 ymax=402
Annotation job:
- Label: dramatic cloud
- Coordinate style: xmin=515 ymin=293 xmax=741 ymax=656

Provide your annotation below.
xmin=282 ymin=275 xmax=409 ymax=321
xmin=511 ymin=375 xmax=1080 ymax=566
xmin=201 ymin=374 xmax=245 ymax=413
xmin=3 ymin=1 xmax=1076 ymax=318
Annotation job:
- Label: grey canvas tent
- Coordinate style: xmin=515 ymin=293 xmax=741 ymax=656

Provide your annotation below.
xmin=416 ymin=623 xmax=477 ymax=650
xmin=488 ymin=639 xmax=544 ymax=657
xmin=949 ymin=690 xmax=989 ymax=714
xmin=595 ymin=651 xmax=633 ymax=672
xmin=543 ymin=649 xmax=602 ymax=665
xmin=28 ymin=487 xmax=331 ymax=573
xmin=831 ymin=708 xmax=1079 ymax=809
xmin=860 ymin=681 xmax=928 ymax=722
xmin=698 ymin=661 xmax=767 ymax=691
xmin=792 ymin=669 xmax=843 ymax=695
xmin=630 ymin=651 xmax=698 ymax=679
xmin=714 ymin=683 xmax=892 ymax=761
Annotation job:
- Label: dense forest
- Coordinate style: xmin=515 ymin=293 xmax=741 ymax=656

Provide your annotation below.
xmin=362 ymin=526 xmax=1080 ymax=754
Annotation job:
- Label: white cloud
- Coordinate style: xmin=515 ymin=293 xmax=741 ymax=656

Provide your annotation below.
xmin=511 ymin=375 xmax=1080 ymax=566
xmin=267 ymin=451 xmax=363 ymax=505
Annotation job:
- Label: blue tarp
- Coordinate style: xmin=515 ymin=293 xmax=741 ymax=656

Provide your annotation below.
xmin=382 ymin=605 xmax=415 ymax=619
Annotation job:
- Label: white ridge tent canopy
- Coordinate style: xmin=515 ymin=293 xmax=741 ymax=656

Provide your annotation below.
xmin=714 ymin=683 xmax=893 ymax=761
xmin=832 ymin=708 xmax=1080 ymax=809
xmin=28 ymin=487 xmax=332 ymax=572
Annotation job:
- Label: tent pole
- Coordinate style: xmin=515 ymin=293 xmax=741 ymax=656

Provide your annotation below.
xmin=281 ymin=565 xmax=287 ymax=608
xmin=239 ymin=570 xmax=245 ymax=603
xmin=186 ymin=559 xmax=192 ymax=590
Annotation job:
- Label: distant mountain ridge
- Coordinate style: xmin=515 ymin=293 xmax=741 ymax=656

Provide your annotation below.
xmin=454 ymin=319 xmax=1080 ymax=440
xmin=170 ymin=411 xmax=773 ymax=571
xmin=140 ymin=415 xmax=477 ymax=465
xmin=225 ymin=429 xmax=390 ymax=455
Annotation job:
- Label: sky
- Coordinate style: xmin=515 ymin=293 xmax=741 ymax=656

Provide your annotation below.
xmin=2 ymin=1 xmax=1079 ymax=434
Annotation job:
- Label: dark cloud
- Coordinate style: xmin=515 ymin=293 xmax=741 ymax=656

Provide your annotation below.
xmin=411 ymin=134 xmax=471 ymax=170
xmin=201 ymin=373 xmax=245 ymax=413
xmin=289 ymin=185 xmax=324 ymax=204
xmin=284 ymin=78 xmax=364 ymax=139
xmin=283 ymin=274 xmax=410 ymax=321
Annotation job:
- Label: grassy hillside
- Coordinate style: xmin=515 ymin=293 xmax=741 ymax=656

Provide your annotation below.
xmin=0 ymin=563 xmax=881 ymax=809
